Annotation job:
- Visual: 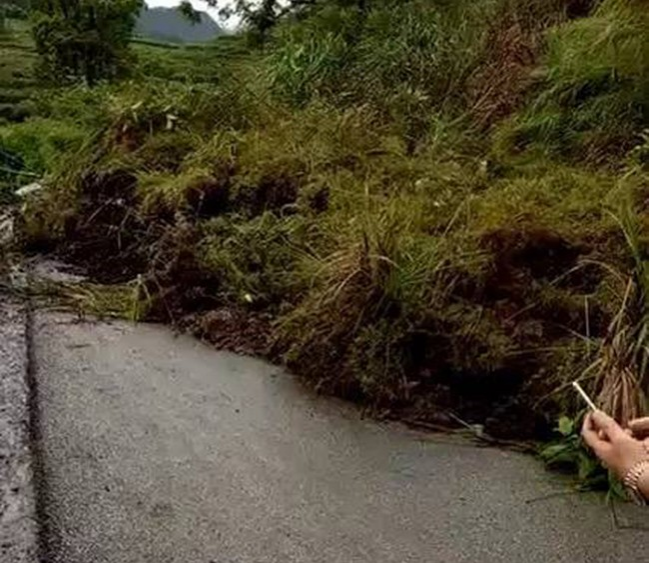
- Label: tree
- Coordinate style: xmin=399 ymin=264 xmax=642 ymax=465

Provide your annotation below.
xmin=178 ymin=0 xmax=202 ymax=25
xmin=31 ymin=0 xmax=144 ymax=85
xmin=200 ymin=0 xmax=370 ymax=40
xmin=203 ymin=0 xmax=318 ymax=37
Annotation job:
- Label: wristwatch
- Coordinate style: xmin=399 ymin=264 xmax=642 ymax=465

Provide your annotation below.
xmin=623 ymin=459 xmax=649 ymax=505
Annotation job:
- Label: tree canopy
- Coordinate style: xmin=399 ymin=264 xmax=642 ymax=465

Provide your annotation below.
xmin=31 ymin=0 xmax=144 ymax=85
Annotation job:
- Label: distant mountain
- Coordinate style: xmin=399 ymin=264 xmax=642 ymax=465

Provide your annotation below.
xmin=135 ymin=7 xmax=223 ymax=44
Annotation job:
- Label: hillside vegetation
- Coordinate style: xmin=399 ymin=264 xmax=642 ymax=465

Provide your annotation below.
xmin=0 ymin=18 xmax=38 ymax=196
xmin=2 ymin=0 xmax=649 ymax=440
xmin=0 ymin=19 xmax=35 ymax=123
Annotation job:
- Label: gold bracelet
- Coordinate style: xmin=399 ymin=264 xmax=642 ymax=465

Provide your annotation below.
xmin=623 ymin=459 xmax=649 ymax=505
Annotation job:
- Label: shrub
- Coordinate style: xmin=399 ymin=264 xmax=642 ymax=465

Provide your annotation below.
xmin=267 ymin=28 xmax=349 ymax=107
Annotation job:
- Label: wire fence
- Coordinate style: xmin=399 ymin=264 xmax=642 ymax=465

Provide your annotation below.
xmin=0 ymin=147 xmax=38 ymax=198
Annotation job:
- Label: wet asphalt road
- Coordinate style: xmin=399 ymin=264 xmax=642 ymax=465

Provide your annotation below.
xmin=32 ymin=312 xmax=649 ymax=563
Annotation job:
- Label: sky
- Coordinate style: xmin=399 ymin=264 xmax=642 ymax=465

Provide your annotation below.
xmin=145 ymin=0 xmax=241 ymax=29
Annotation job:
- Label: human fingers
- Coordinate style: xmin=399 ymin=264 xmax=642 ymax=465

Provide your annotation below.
xmin=628 ymin=417 xmax=649 ymax=439
xmin=582 ymin=413 xmax=648 ymax=479
xmin=582 ymin=413 xmax=611 ymax=457
xmin=589 ymin=410 xmax=627 ymax=442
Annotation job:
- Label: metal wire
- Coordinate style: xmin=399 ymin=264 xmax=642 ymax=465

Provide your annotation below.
xmin=0 ymin=164 xmax=38 ymax=177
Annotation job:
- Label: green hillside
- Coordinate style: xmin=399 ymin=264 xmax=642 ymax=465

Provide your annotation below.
xmin=0 ymin=18 xmax=38 ymax=196
xmin=133 ymin=34 xmax=248 ymax=83
xmin=0 ymin=19 xmax=36 ymax=125
xmin=0 ymin=18 xmax=242 ymax=195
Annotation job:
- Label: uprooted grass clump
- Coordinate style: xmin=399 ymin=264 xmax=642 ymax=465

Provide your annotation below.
xmin=9 ymin=0 xmax=649 ymax=439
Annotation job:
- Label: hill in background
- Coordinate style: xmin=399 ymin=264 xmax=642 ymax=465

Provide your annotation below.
xmin=135 ymin=6 xmax=223 ymax=44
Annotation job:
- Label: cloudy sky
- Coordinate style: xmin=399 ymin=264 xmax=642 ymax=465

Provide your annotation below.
xmin=145 ymin=0 xmax=241 ymax=29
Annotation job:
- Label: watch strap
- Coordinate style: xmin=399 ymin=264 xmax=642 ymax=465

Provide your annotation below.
xmin=623 ymin=459 xmax=649 ymax=505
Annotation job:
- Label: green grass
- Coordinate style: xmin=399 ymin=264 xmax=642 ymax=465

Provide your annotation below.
xmin=0 ymin=19 xmax=37 ymax=115
xmin=0 ymin=19 xmax=38 ymax=194
xmin=495 ymin=0 xmax=649 ymax=162
xmin=132 ymin=34 xmax=252 ymax=84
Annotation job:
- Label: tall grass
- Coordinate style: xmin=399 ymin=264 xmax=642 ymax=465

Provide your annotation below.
xmin=588 ymin=177 xmax=649 ymax=423
xmin=499 ymin=0 xmax=649 ymax=161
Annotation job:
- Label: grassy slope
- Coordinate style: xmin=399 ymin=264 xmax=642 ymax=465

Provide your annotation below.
xmin=5 ymin=1 xmax=649 ymax=449
xmin=132 ymin=34 xmax=249 ymax=83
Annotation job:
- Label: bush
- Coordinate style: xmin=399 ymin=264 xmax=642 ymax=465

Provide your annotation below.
xmin=0 ymin=117 xmax=87 ymax=174
xmin=197 ymin=213 xmax=310 ymax=308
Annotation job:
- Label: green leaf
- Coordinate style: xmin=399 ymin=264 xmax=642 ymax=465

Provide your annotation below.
xmin=577 ymin=451 xmax=599 ymax=480
xmin=558 ymin=416 xmax=574 ymax=437
xmin=540 ymin=443 xmax=573 ymax=463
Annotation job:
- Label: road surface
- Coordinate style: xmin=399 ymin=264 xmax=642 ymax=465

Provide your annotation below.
xmin=32 ymin=312 xmax=649 ymax=562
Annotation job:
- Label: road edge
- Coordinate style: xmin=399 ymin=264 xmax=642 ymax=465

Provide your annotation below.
xmin=0 ymin=298 xmax=39 ymax=562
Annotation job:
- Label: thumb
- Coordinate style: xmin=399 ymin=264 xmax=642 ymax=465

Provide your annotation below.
xmin=590 ymin=410 xmax=626 ymax=441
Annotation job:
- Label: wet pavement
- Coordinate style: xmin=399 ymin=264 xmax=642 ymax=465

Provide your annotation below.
xmin=32 ymin=312 xmax=649 ymax=563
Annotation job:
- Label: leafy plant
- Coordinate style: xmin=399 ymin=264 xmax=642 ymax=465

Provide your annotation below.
xmin=587 ymin=185 xmax=649 ymax=424
xmin=540 ymin=415 xmax=609 ymax=488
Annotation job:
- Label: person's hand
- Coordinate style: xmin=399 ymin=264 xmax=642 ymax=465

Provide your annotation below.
xmin=628 ymin=417 xmax=649 ymax=440
xmin=581 ymin=410 xmax=647 ymax=480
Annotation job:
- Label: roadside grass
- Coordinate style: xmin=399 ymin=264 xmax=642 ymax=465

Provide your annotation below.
xmin=21 ymin=91 xmax=646 ymax=438
xmin=31 ymin=278 xmax=150 ymax=322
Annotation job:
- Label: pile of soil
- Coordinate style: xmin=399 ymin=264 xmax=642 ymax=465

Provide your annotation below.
xmin=30 ymin=167 xmax=610 ymax=443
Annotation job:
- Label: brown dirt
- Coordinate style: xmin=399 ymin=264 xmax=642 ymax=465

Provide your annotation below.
xmin=55 ymin=170 xmax=151 ymax=284
xmin=184 ymin=308 xmax=273 ymax=356
xmin=481 ymin=226 xmax=584 ymax=295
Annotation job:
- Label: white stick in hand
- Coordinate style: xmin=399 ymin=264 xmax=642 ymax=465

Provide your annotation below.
xmin=572 ymin=381 xmax=597 ymax=411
